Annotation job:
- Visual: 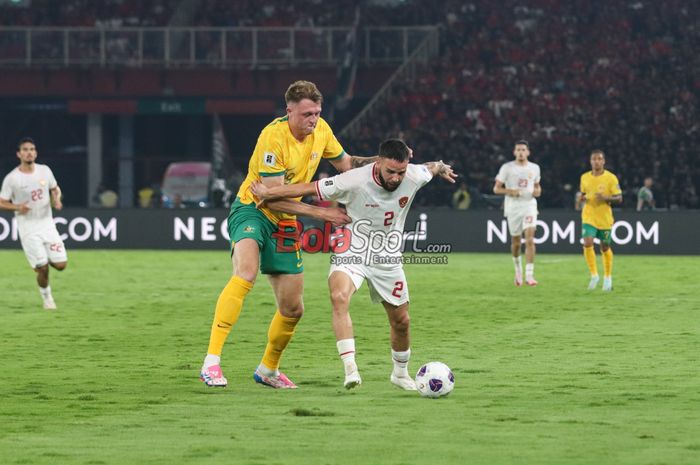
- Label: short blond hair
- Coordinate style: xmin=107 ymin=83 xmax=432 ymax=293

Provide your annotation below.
xmin=285 ymin=80 xmax=323 ymax=105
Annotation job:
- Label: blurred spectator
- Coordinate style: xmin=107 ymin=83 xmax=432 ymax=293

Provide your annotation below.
xmin=172 ymin=194 xmax=185 ymax=209
xmin=210 ymin=178 xmax=231 ymax=208
xmin=451 ymin=182 xmax=471 ymax=210
xmin=138 ymin=186 xmax=154 ymax=208
xmin=93 ymin=183 xmax=118 ymax=208
xmin=150 ymin=183 xmax=163 ymax=208
xmin=637 ymin=177 xmax=655 ymax=211
xmin=99 ymin=188 xmax=119 ymax=208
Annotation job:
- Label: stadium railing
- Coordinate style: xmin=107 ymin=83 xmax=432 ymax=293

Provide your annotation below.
xmin=0 ymin=26 xmax=437 ymax=68
xmin=340 ymin=26 xmax=439 ymax=138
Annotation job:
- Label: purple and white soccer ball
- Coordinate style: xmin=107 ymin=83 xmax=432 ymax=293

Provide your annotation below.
xmin=415 ymin=361 xmax=455 ymax=398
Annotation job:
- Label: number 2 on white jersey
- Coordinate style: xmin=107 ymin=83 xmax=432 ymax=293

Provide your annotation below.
xmin=384 ymin=211 xmax=394 ymax=226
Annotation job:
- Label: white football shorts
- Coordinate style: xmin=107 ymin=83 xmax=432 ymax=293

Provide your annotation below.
xmin=329 ymin=260 xmax=409 ymax=306
xmin=20 ymin=226 xmax=67 ymax=268
xmin=506 ymin=208 xmax=538 ymax=236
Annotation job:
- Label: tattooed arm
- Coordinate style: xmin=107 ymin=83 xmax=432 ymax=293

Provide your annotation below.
xmin=424 ymin=161 xmax=458 ymax=183
xmin=328 ymin=153 xmax=378 ymax=173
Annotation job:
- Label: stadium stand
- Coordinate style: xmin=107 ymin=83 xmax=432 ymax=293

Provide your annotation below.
xmin=340 ymin=0 xmax=699 ymax=209
xmin=0 ymin=0 xmax=697 ymax=208
xmin=0 ymin=0 xmax=176 ymax=27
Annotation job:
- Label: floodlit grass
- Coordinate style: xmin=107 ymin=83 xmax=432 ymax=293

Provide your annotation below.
xmin=0 ymin=250 xmax=698 ymax=465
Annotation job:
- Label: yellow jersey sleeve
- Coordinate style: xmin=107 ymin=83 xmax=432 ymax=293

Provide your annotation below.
xmin=319 ymin=119 xmax=345 ymax=160
xmin=609 ymin=173 xmax=622 ymax=196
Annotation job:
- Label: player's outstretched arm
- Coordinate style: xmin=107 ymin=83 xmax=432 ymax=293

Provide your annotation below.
xmin=328 ymin=153 xmax=377 ymax=173
xmin=331 ymin=146 xmax=417 ymax=172
xmin=251 ymin=181 xmax=316 ymax=201
xmin=250 ymin=181 xmax=350 ymax=226
xmin=424 ymin=160 xmax=457 ymax=183
xmin=265 ymin=198 xmax=350 ymax=226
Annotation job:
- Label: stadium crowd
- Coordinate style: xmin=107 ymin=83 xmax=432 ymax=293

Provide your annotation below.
xmin=0 ymin=0 xmax=440 ymax=28
xmin=1 ymin=0 xmax=697 ymax=209
xmin=342 ymin=0 xmax=699 ymax=209
xmin=0 ymin=0 xmax=175 ymax=27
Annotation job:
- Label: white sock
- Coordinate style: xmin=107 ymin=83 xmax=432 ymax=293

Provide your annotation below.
xmin=203 ymin=354 xmax=220 ymax=368
xmin=512 ymin=256 xmax=522 ymax=274
xmin=39 ymin=286 xmax=52 ymax=299
xmin=257 ymin=363 xmax=279 ymax=377
xmin=337 ymin=338 xmax=357 ymax=373
xmin=525 ymin=263 xmax=534 ymax=279
xmin=391 ymin=348 xmax=410 ymax=377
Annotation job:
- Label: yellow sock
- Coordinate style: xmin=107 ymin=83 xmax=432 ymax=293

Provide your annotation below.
xmin=583 ymin=246 xmax=598 ymax=276
xmin=261 ymin=310 xmax=300 ymax=371
xmin=602 ymin=248 xmax=613 ymax=278
xmin=207 ymin=276 xmax=254 ymax=356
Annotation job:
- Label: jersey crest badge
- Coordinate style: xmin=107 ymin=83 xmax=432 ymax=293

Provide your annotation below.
xmin=399 ymin=196 xmax=409 ymax=208
xmin=263 ymin=152 xmax=276 ymax=167
xmin=311 ymin=152 xmax=319 ymax=160
xmin=40 ymin=180 xmax=46 ymax=186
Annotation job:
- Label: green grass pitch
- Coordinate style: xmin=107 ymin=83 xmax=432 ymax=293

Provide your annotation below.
xmin=0 ymin=250 xmax=698 ymax=465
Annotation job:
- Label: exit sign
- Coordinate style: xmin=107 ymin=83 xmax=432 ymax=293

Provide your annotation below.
xmin=138 ymin=99 xmax=205 ymax=114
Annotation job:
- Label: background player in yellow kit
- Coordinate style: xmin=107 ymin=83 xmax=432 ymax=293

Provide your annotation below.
xmin=575 ymin=149 xmax=622 ymax=291
xmin=200 ymin=80 xmax=377 ymax=388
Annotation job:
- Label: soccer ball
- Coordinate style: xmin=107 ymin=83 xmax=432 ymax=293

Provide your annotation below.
xmin=415 ymin=361 xmax=454 ymax=398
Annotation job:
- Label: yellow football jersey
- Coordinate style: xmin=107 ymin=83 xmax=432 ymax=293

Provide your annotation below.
xmin=579 ymin=170 xmax=622 ymax=229
xmin=236 ymin=116 xmax=345 ymax=224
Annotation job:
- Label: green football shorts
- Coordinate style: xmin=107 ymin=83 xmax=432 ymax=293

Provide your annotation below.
xmin=228 ymin=198 xmax=303 ymax=275
xmin=581 ymin=223 xmax=612 ymax=245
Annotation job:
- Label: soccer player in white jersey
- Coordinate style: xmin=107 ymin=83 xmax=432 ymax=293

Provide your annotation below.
xmin=252 ymin=139 xmax=457 ymax=390
xmin=0 ymin=138 xmax=67 ymax=309
xmin=493 ymin=140 xmax=542 ymax=287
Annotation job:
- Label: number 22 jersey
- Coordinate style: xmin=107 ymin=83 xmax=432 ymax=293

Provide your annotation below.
xmin=0 ymin=164 xmax=58 ymax=236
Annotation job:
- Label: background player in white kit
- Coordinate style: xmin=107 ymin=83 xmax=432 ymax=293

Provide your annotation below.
xmin=0 ymin=138 xmax=67 ymax=309
xmin=252 ymin=139 xmax=457 ymax=390
xmin=493 ymin=140 xmax=542 ymax=286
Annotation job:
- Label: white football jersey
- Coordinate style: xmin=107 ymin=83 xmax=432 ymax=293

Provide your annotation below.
xmin=495 ymin=160 xmax=540 ymax=216
xmin=316 ymin=163 xmax=433 ymax=264
xmin=0 ymin=164 xmax=58 ymax=235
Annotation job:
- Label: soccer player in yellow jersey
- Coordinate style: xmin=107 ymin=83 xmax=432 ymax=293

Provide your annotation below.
xmin=200 ymin=80 xmax=378 ymax=388
xmin=575 ymin=149 xmax=622 ymax=291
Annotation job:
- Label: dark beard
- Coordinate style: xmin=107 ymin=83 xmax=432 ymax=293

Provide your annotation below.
xmin=377 ymin=170 xmax=399 ymax=192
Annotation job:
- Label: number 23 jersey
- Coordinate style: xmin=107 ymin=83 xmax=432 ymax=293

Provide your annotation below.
xmin=495 ymin=161 xmax=540 ymax=217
